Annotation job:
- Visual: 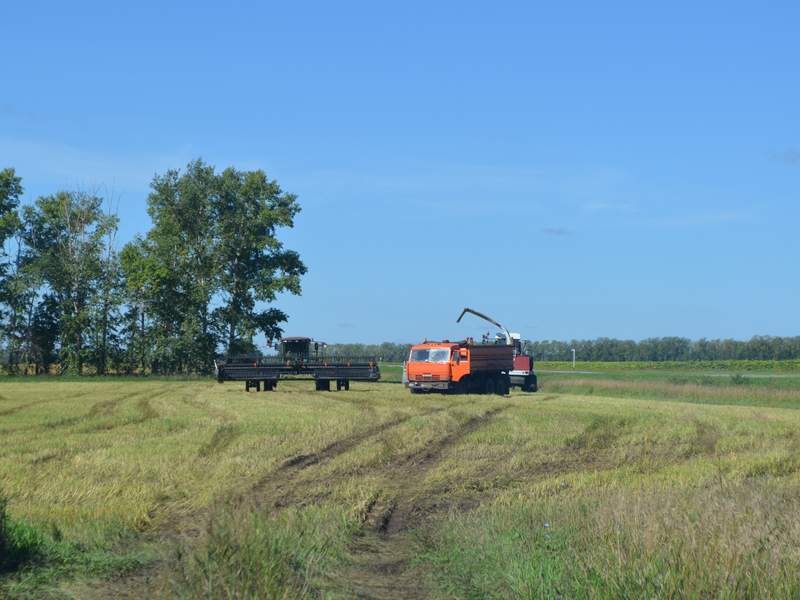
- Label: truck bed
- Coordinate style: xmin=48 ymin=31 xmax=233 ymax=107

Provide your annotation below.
xmin=468 ymin=344 xmax=514 ymax=372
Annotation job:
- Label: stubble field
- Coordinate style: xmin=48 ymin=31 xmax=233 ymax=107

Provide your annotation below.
xmin=3 ymin=368 xmax=800 ymax=598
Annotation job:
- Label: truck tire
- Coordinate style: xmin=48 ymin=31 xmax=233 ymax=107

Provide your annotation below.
xmin=484 ymin=378 xmax=495 ymax=395
xmin=315 ymin=379 xmax=330 ymax=392
xmin=497 ymin=377 xmax=509 ymax=395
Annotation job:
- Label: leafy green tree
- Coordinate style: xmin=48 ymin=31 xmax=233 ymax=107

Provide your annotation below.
xmin=0 ymin=168 xmax=29 ymax=373
xmin=144 ymin=161 xmax=218 ymax=373
xmin=132 ymin=160 xmax=306 ymax=373
xmin=119 ymin=237 xmax=162 ymax=373
xmin=89 ymin=210 xmax=123 ymax=374
xmin=212 ymin=167 xmax=306 ymax=354
xmin=22 ymin=191 xmax=117 ymax=374
xmin=0 ymin=169 xmax=22 ymax=273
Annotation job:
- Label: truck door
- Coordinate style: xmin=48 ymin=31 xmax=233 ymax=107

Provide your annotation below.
xmin=451 ymin=348 xmax=469 ymax=382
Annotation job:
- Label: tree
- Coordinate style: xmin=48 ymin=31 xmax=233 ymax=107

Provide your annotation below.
xmin=0 ymin=169 xmax=22 ymax=275
xmin=212 ymin=167 xmax=306 ymax=354
xmin=119 ymin=237 xmax=162 ymax=373
xmin=89 ymin=206 xmax=123 ymax=374
xmin=0 ymin=168 xmax=28 ymax=372
xmin=22 ymin=191 xmax=117 ymax=374
xmin=132 ymin=160 xmax=306 ymax=373
xmin=143 ymin=160 xmax=219 ymax=373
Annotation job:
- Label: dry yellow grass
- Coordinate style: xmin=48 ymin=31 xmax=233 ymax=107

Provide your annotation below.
xmin=1 ymin=378 xmax=800 ymax=598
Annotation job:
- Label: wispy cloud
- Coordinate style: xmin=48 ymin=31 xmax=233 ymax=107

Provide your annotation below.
xmin=771 ymin=149 xmax=800 ymax=166
xmin=542 ymin=227 xmax=570 ymax=236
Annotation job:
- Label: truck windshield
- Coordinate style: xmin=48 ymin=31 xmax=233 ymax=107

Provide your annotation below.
xmin=410 ymin=348 xmax=451 ymax=363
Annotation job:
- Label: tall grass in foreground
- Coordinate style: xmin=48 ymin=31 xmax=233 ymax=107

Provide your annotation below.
xmin=0 ymin=486 xmax=148 ymax=597
xmin=419 ymin=480 xmax=800 ymax=599
xmin=166 ymin=504 xmax=358 ymax=599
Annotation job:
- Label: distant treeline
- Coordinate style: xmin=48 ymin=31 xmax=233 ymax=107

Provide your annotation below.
xmin=327 ymin=336 xmax=800 ymax=363
xmin=525 ymin=336 xmax=800 ymax=362
xmin=324 ymin=343 xmax=412 ymax=362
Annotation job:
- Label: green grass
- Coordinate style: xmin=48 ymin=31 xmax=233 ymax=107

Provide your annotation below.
xmin=538 ymin=359 xmax=800 ymax=372
xmin=3 ymin=371 xmax=800 ymax=598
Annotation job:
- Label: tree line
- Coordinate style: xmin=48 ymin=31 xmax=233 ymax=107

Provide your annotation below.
xmin=0 ymin=161 xmax=305 ymax=375
xmin=524 ymin=336 xmax=800 ymax=362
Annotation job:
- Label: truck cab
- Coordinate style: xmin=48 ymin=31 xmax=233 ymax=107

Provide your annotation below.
xmin=406 ymin=342 xmax=460 ymax=392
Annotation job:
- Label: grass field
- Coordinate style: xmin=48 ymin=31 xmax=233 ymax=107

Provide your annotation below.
xmin=3 ymin=366 xmax=800 ymax=598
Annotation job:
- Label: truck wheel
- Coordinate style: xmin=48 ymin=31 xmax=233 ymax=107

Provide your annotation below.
xmin=315 ymin=380 xmax=330 ymax=392
xmin=483 ymin=378 xmax=495 ymax=395
xmin=497 ymin=377 xmax=509 ymax=395
xmin=344 ymin=380 xmax=350 ymax=391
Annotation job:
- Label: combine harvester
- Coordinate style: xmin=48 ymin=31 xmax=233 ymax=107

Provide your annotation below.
xmin=216 ymin=336 xmax=380 ymax=392
xmin=405 ymin=308 xmax=538 ymax=394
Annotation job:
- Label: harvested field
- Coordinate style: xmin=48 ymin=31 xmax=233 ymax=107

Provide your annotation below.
xmin=2 ymin=374 xmax=800 ymax=598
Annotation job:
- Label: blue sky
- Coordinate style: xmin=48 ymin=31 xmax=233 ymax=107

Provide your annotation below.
xmin=2 ymin=1 xmax=798 ymax=344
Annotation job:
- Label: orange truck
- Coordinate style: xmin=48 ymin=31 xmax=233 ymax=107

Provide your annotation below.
xmin=405 ymin=308 xmax=538 ymax=394
xmin=406 ymin=339 xmax=514 ymax=394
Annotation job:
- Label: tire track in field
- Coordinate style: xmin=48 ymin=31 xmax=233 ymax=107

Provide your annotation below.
xmin=268 ymin=401 xmax=473 ymax=476
xmin=0 ymin=388 xmax=97 ymax=417
xmin=78 ymin=387 xmax=173 ymax=433
xmin=86 ymin=389 xmax=150 ymax=418
xmin=197 ymin=423 xmax=242 ymax=458
xmin=0 ymin=399 xmax=52 ymax=417
xmin=97 ymin=401 xmax=472 ymax=599
xmin=177 ymin=394 xmax=238 ymax=423
xmin=34 ymin=387 xmax=167 ymax=432
xmin=23 ymin=388 xmax=177 ymax=465
xmin=336 ymin=404 xmax=511 ymax=600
